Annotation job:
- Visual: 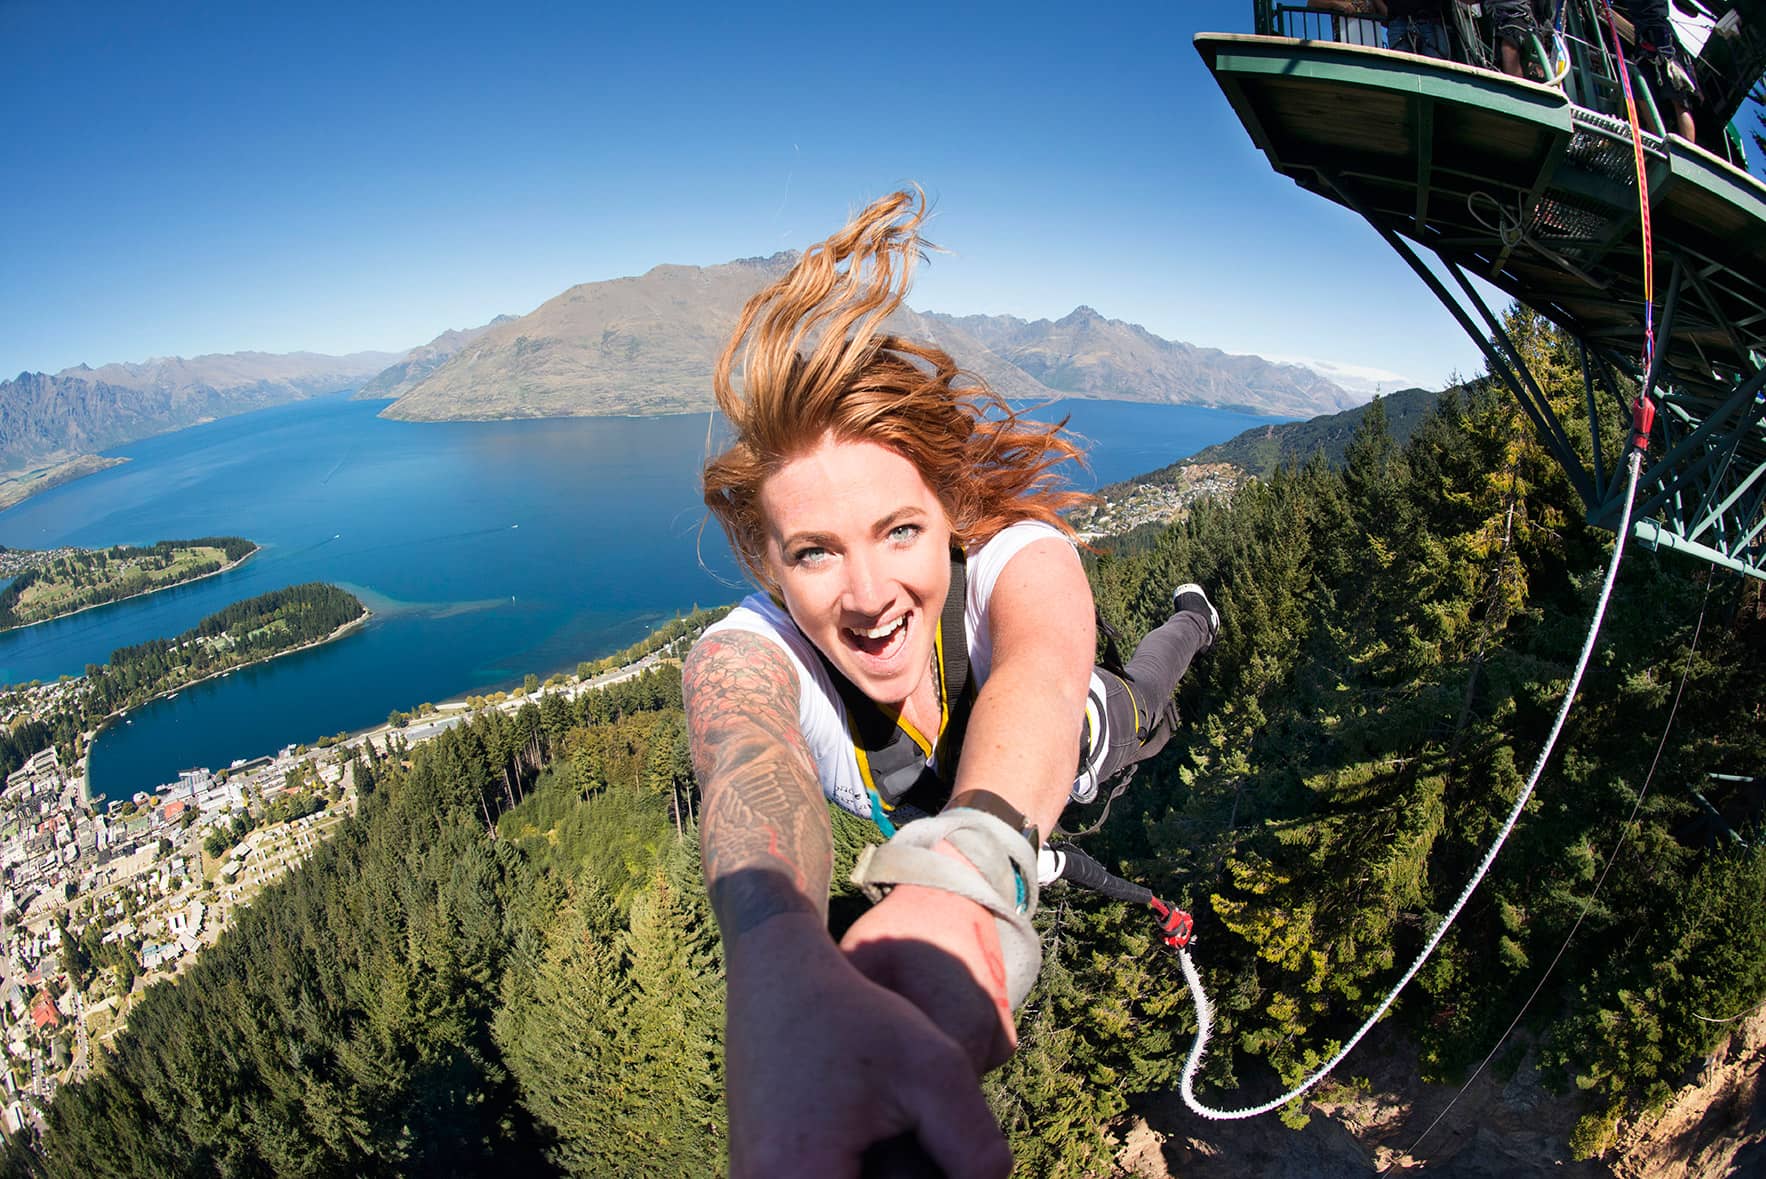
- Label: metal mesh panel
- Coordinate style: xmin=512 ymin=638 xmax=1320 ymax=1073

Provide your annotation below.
xmin=1565 ymin=127 xmax=1640 ymax=185
xmin=1530 ymin=190 xmax=1615 ymax=242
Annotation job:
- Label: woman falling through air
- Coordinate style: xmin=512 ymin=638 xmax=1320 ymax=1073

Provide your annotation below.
xmin=684 ymin=191 xmax=1218 ymax=1177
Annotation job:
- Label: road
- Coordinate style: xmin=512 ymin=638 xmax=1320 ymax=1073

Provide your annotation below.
xmin=395 ymin=648 xmax=674 ymax=744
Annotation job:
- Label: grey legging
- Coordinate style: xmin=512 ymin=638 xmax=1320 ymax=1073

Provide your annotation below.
xmin=1078 ymin=609 xmax=1213 ymax=796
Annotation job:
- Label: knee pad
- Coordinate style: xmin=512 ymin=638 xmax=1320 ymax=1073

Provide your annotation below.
xmin=1072 ymin=674 xmax=1110 ymax=804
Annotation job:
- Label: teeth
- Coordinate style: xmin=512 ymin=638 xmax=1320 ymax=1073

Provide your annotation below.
xmin=851 ymin=616 xmax=905 ymax=640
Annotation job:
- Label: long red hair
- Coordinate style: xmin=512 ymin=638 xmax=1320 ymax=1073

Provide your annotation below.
xmin=703 ymin=190 xmax=1089 ymax=587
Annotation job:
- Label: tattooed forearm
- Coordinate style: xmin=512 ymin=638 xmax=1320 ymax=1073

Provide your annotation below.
xmin=684 ymin=630 xmax=833 ymax=937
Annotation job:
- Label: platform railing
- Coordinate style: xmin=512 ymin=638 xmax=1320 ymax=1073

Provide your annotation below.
xmin=1251 ymin=2 xmax=1673 ymax=141
xmin=1256 ymin=3 xmax=1381 ymax=44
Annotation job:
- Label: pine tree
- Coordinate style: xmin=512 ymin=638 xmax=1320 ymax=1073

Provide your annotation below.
xmin=494 ymin=885 xmax=633 ymax=1175
xmin=616 ymin=836 xmax=726 ymax=1169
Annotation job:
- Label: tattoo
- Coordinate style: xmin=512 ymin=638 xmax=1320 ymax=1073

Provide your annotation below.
xmin=684 ymin=630 xmax=833 ymax=937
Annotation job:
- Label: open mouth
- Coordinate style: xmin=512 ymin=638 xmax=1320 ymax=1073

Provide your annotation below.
xmin=844 ymin=611 xmax=910 ymax=662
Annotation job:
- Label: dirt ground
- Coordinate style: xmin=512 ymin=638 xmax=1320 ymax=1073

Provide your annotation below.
xmin=1611 ymin=1007 xmax=1766 ymax=1179
xmin=1111 ymin=1014 xmax=1766 ymax=1179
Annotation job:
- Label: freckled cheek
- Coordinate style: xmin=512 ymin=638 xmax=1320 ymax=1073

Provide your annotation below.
xmin=773 ymin=572 xmax=840 ymax=641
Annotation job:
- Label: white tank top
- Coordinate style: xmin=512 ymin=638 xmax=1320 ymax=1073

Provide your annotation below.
xmin=700 ymin=521 xmax=1070 ymax=820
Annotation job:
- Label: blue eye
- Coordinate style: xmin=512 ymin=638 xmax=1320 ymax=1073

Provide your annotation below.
xmin=889 ymin=524 xmax=922 ymax=544
xmin=792 ymin=546 xmax=830 ymax=566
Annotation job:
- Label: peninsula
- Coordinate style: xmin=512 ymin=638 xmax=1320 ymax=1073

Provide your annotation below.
xmin=0 ymin=456 xmax=128 ymax=513
xmin=0 ymin=583 xmax=368 ymax=785
xmin=0 ymin=537 xmax=259 ymax=632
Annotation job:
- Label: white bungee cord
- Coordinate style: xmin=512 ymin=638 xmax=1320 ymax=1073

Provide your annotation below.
xmin=1177 ymin=449 xmax=1644 ymax=1121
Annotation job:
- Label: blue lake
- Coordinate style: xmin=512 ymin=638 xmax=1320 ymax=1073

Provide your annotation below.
xmin=0 ymin=392 xmax=1275 ymax=800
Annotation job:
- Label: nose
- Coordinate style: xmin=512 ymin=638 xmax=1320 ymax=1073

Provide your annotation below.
xmin=840 ymin=547 xmax=892 ymax=617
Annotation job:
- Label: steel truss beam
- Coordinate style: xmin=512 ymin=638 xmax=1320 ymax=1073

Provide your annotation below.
xmin=1323 ymin=170 xmax=1766 ymax=580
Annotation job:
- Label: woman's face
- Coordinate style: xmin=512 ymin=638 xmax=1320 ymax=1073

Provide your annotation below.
xmin=759 ymin=433 xmax=952 ymax=706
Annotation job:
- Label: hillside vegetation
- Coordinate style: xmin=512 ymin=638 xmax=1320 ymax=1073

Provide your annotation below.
xmin=8 ymin=312 xmax=1761 ymax=1175
xmin=1129 ymin=383 xmax=1446 ymax=485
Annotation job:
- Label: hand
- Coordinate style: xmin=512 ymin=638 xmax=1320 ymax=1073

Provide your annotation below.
xmin=724 ymin=909 xmax=1011 ymax=1179
xmin=841 ymin=877 xmax=1017 ymax=1075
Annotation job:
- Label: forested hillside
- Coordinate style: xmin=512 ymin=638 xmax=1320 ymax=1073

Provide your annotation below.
xmin=1077 ymin=310 xmax=1766 ymax=1161
xmin=1128 ymin=383 xmax=1443 ymax=484
xmin=9 ymin=669 xmax=708 ymax=1175
xmin=8 ymin=312 xmax=1760 ymax=1174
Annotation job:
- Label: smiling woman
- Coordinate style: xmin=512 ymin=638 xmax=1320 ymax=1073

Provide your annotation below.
xmin=760 ymin=438 xmax=952 ymax=714
xmin=683 ymin=190 xmax=1219 ymax=1178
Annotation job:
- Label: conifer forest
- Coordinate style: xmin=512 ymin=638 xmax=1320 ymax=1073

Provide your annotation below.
xmin=0 ymin=538 xmax=257 ymax=631
xmin=8 ymin=312 xmax=1763 ymax=1175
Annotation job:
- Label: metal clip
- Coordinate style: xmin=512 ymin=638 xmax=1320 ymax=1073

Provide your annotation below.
xmin=1148 ymin=896 xmax=1195 ymax=950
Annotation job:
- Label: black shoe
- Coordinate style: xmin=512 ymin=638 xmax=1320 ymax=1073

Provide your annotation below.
xmin=1172 ymin=583 xmax=1219 ymax=645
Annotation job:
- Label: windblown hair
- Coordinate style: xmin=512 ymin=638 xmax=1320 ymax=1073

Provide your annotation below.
xmin=704 ymin=190 xmax=1090 ymax=587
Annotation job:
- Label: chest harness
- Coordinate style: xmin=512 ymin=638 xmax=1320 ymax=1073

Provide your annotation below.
xmin=808 ymin=548 xmax=976 ymax=834
xmin=802 ymin=548 xmax=1195 ymax=951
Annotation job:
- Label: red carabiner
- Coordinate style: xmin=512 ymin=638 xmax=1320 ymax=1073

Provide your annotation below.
xmin=1148 ymin=897 xmax=1194 ymax=950
xmin=1630 ymin=395 xmax=1656 ymax=454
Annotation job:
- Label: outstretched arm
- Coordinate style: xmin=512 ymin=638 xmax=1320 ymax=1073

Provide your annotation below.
xmin=842 ymin=536 xmax=1095 ymax=1069
xmin=951 ymin=535 xmax=1096 ymax=836
xmin=685 ymin=629 xmax=1010 ymax=1179
xmin=688 ymin=628 xmax=832 ymax=933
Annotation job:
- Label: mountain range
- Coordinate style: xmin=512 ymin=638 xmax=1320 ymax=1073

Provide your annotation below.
xmin=924 ymin=308 xmax=1356 ymax=417
xmin=3 ymin=252 xmax=1363 ymax=510
xmin=352 ymin=316 xmax=520 ymax=401
xmin=372 ymin=254 xmax=1356 ymax=422
xmin=0 ymin=352 xmax=398 ymax=509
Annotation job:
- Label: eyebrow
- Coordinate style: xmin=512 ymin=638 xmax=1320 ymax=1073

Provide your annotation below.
xmin=873 ymin=506 xmax=928 ymax=534
xmin=778 ymin=506 xmax=928 ymax=554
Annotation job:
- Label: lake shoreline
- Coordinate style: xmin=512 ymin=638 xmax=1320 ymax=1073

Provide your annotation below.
xmin=0 ymin=454 xmax=130 ymax=512
xmin=5 ymin=394 xmax=1259 ymax=798
xmin=2 ymin=544 xmax=261 ymax=636
xmin=80 ymin=608 xmax=372 ymax=805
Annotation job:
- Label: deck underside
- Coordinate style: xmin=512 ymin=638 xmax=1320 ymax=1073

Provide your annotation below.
xmin=1199 ymin=33 xmax=1766 ymax=578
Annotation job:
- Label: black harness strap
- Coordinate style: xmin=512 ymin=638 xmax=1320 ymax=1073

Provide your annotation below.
xmin=820 ymin=549 xmax=973 ymax=818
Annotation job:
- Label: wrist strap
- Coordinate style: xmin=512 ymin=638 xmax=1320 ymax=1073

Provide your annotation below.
xmin=849 ymin=809 xmax=1043 ymax=1010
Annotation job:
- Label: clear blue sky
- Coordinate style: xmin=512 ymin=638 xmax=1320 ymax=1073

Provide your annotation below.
xmin=6 ymin=0 xmax=1728 ymax=396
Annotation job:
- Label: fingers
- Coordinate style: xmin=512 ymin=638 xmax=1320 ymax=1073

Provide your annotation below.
xmin=860 ymin=1133 xmax=946 ymax=1179
xmin=842 ymin=886 xmax=1018 ymax=1073
xmin=728 ymin=1013 xmax=1008 ymax=1179
xmin=721 ymin=911 xmax=1012 ymax=1179
xmin=884 ymin=1039 xmax=1013 ymax=1179
xmin=846 ymin=931 xmax=1014 ymax=1073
